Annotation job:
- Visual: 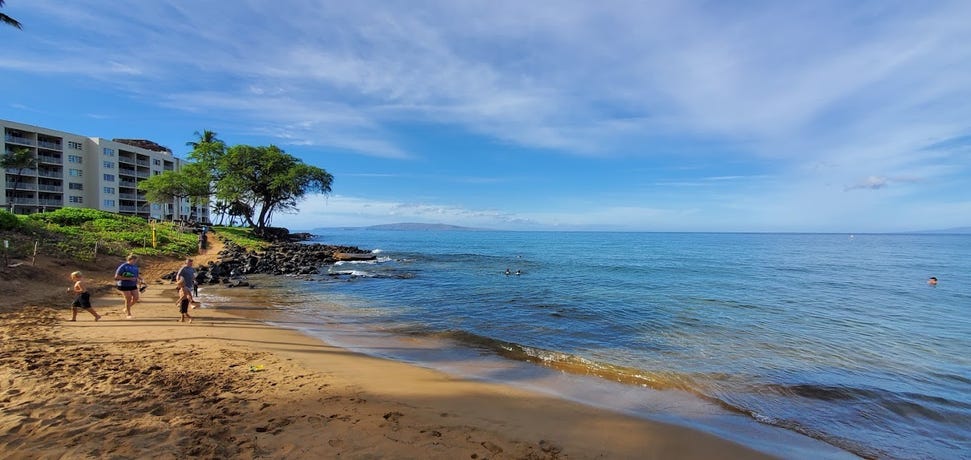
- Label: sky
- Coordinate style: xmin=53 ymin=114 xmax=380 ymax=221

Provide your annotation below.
xmin=2 ymin=0 xmax=970 ymax=232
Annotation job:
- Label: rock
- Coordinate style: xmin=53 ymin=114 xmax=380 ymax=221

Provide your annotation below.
xmin=205 ymin=239 xmax=372 ymax=280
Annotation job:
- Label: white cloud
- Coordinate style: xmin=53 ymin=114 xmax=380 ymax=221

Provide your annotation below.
xmin=272 ymin=194 xmax=542 ymax=230
xmin=7 ymin=1 xmax=971 ymax=166
xmin=5 ymin=1 xmax=971 ymax=231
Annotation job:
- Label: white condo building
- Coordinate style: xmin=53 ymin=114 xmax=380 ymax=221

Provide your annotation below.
xmin=1 ymin=119 xmax=209 ymax=222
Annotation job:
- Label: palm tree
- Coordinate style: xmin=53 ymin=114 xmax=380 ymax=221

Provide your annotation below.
xmin=1 ymin=147 xmax=37 ymax=213
xmin=1 ymin=0 xmax=23 ymax=30
xmin=185 ymin=130 xmax=223 ymax=149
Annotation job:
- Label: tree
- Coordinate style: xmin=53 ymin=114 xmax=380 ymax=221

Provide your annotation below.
xmin=137 ymin=163 xmax=213 ymax=220
xmin=1 ymin=0 xmax=22 ymax=30
xmin=226 ymin=200 xmax=254 ymax=227
xmin=177 ymin=129 xmax=226 ymax=215
xmin=185 ymin=130 xmax=226 ymax=172
xmin=215 ymin=145 xmax=332 ymax=232
xmin=1 ymin=147 xmax=37 ymax=213
xmin=210 ymin=200 xmax=231 ymax=225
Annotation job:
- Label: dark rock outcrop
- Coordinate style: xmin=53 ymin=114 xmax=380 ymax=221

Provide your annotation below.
xmin=196 ymin=240 xmax=372 ymax=286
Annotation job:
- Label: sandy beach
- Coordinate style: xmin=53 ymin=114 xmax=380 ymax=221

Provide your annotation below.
xmin=0 ymin=236 xmax=777 ymax=459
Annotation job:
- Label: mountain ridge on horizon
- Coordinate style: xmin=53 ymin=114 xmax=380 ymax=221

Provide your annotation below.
xmin=311 ymin=222 xmax=487 ymax=232
xmin=303 ymin=223 xmax=971 ymax=234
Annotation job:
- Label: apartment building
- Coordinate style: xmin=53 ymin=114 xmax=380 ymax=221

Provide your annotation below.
xmin=1 ymin=119 xmax=209 ymax=222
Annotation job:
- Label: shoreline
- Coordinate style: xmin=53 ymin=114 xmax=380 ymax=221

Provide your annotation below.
xmin=0 ymin=231 xmax=860 ymax=459
xmin=0 ymin=249 xmax=783 ymax=458
xmin=198 ymin=274 xmax=857 ymax=460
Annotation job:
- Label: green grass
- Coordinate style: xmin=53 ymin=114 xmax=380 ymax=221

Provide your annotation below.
xmin=1 ymin=208 xmax=199 ymax=261
xmin=212 ymin=225 xmax=268 ymax=252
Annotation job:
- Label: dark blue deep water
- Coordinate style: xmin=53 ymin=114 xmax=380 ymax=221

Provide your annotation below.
xmin=208 ymin=231 xmax=971 ymax=459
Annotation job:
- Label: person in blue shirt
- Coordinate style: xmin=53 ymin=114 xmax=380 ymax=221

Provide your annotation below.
xmin=114 ymin=254 xmax=143 ymax=318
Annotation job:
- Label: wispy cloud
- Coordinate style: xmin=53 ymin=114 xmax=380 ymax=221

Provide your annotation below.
xmin=276 ymin=194 xmax=540 ymax=230
xmin=7 ymin=1 xmax=970 ymax=168
xmin=4 ymin=1 xmax=971 ymax=231
xmin=844 ymin=175 xmax=923 ymax=192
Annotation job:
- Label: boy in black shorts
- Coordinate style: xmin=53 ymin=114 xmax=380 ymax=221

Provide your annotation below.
xmin=175 ymin=278 xmax=193 ymax=323
xmin=68 ymin=271 xmax=101 ymax=321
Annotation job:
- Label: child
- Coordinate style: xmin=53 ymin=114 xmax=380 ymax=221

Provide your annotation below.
xmin=175 ymin=278 xmax=193 ymax=323
xmin=68 ymin=271 xmax=101 ymax=322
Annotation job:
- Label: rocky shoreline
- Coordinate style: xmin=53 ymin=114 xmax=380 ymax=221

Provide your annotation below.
xmin=163 ymin=237 xmax=374 ymax=287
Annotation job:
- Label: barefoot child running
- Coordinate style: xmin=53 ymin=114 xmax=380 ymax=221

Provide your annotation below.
xmin=68 ymin=271 xmax=101 ymax=321
xmin=175 ymin=278 xmax=193 ymax=323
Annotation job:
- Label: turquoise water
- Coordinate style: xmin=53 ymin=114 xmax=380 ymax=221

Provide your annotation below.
xmin=213 ymin=231 xmax=971 ymax=459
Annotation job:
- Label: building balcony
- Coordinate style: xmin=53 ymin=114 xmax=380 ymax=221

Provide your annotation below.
xmin=6 ymin=169 xmax=37 ymax=177
xmin=9 ymin=197 xmax=37 ymax=204
xmin=37 ymin=184 xmax=62 ymax=192
xmin=119 ymin=205 xmax=138 ymax=213
xmin=5 ymin=182 xmax=37 ymax=191
xmin=119 ymin=193 xmax=138 ymax=200
xmin=37 ymin=154 xmax=63 ymax=165
xmin=38 ymin=198 xmax=62 ymax=206
xmin=37 ymin=170 xmax=62 ymax=178
xmin=4 ymin=135 xmax=34 ymax=146
xmin=37 ymin=140 xmax=62 ymax=150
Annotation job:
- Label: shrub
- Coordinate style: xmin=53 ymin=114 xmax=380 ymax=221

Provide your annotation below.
xmin=27 ymin=208 xmax=115 ymax=226
xmin=0 ymin=210 xmax=19 ymax=231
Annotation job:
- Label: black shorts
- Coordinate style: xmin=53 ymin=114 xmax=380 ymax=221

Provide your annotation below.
xmin=72 ymin=292 xmax=92 ymax=309
xmin=179 ymin=298 xmax=190 ymax=314
xmin=116 ymin=285 xmax=138 ymax=292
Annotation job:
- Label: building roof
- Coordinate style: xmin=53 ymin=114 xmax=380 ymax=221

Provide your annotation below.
xmin=111 ymin=138 xmax=172 ymax=153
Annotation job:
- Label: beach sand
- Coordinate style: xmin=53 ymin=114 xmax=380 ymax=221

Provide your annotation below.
xmin=0 ymin=236 xmax=776 ymax=459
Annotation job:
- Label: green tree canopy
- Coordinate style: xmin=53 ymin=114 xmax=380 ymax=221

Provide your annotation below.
xmin=1 ymin=147 xmax=37 ymax=212
xmin=215 ymin=145 xmax=332 ymax=232
xmin=185 ymin=129 xmax=226 ymax=173
xmin=137 ymin=162 xmax=212 ymax=211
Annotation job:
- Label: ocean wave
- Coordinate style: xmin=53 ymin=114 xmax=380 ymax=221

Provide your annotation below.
xmin=334 ymin=260 xmax=376 ymax=266
xmin=323 ymin=269 xmax=375 ymax=278
xmin=379 ymin=326 xmax=922 ymax=459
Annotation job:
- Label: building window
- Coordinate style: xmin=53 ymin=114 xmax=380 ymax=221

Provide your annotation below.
xmin=103 ymin=186 xmax=115 ymax=194
xmin=153 ymin=159 xmax=161 ymax=166
xmin=68 ymin=155 xmax=83 ymax=163
xmin=69 ymin=182 xmax=84 ymax=190
xmin=69 ymin=196 xmax=84 ymax=204
xmin=103 ymin=199 xmax=116 ymax=207
xmin=103 ymin=174 xmax=115 ymax=182
xmin=103 ymin=161 xmax=115 ymax=169
xmin=68 ymin=141 xmax=83 ymax=150
xmin=103 ymin=148 xmax=114 ymax=156
xmin=69 ymin=169 xmax=83 ymax=177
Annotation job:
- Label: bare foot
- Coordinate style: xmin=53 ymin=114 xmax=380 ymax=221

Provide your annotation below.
xmin=126 ymin=315 xmax=133 ymax=319
xmin=187 ymin=317 xmax=193 ymax=323
xmin=94 ymin=315 xmax=101 ymax=322
xmin=69 ymin=319 xmax=76 ymax=322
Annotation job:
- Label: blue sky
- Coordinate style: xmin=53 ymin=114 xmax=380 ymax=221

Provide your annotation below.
xmin=2 ymin=1 xmax=970 ymax=232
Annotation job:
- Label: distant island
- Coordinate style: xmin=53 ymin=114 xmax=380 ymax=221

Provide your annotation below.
xmin=313 ymin=223 xmax=487 ymax=232
xmin=914 ymin=226 xmax=971 ymax=234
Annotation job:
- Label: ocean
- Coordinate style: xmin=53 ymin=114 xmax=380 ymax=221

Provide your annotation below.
xmin=202 ymin=231 xmax=971 ymax=459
